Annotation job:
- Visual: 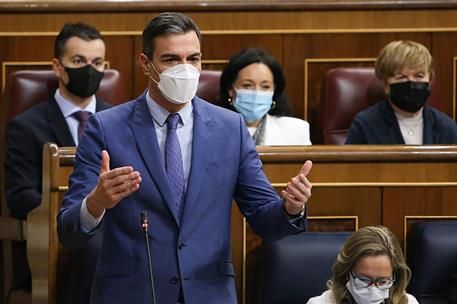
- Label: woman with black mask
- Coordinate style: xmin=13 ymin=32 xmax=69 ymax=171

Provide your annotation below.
xmin=345 ymin=40 xmax=457 ymax=144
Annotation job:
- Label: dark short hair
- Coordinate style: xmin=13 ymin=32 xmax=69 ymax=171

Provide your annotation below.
xmin=218 ymin=48 xmax=290 ymax=116
xmin=54 ymin=23 xmax=103 ymax=60
xmin=142 ymin=12 xmax=202 ymax=59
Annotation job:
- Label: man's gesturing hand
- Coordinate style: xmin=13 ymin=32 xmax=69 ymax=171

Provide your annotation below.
xmin=87 ymin=150 xmax=141 ymax=218
xmin=282 ymin=160 xmax=312 ymax=216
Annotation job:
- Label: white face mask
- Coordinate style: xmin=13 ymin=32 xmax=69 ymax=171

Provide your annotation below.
xmin=346 ymin=275 xmax=390 ymax=304
xmin=149 ymin=63 xmax=200 ymax=104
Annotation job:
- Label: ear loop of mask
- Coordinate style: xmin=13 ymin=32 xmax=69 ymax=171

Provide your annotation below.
xmin=144 ymin=60 xmax=160 ymax=85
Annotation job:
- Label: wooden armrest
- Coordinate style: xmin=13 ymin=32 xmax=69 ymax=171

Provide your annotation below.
xmin=0 ymin=216 xmax=26 ymax=240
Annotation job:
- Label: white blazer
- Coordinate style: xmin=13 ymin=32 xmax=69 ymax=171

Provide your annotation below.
xmin=306 ymin=290 xmax=420 ymax=304
xmin=260 ymin=114 xmax=311 ymax=146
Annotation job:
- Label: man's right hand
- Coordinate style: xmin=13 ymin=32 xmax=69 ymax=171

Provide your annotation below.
xmin=86 ymin=150 xmax=141 ymax=218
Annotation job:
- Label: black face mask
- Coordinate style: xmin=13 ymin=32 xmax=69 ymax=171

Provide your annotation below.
xmin=388 ymin=81 xmax=431 ymax=113
xmin=62 ymin=64 xmax=104 ymax=98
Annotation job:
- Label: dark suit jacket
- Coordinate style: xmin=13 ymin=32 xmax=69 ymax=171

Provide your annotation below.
xmin=58 ymin=94 xmax=306 ymax=304
xmin=345 ymin=100 xmax=457 ymax=144
xmin=3 ymin=96 xmax=110 ymax=303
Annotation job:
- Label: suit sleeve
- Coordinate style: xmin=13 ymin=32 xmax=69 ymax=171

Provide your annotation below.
xmin=345 ymin=116 xmax=367 ymax=144
xmin=57 ymin=114 xmax=105 ymax=249
xmin=4 ymin=120 xmax=43 ymax=220
xmin=233 ymin=114 xmax=306 ymax=241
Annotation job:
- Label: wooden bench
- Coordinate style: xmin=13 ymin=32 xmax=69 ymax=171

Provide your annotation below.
xmin=32 ymin=143 xmax=457 ymax=304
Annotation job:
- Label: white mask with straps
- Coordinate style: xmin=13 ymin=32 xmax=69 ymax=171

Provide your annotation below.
xmin=346 ymin=275 xmax=390 ymax=304
xmin=149 ymin=63 xmax=200 ymax=104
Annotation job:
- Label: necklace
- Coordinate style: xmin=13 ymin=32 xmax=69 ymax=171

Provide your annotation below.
xmin=396 ymin=113 xmax=423 ymax=137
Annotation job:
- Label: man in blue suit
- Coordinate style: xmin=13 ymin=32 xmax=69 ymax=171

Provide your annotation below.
xmin=57 ymin=12 xmax=312 ymax=304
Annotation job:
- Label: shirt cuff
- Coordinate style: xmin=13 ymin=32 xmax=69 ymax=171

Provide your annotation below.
xmin=80 ymin=197 xmax=105 ymax=232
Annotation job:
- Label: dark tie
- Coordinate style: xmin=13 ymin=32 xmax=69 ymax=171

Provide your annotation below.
xmin=73 ymin=111 xmax=90 ymax=142
xmin=165 ymin=113 xmax=185 ymax=221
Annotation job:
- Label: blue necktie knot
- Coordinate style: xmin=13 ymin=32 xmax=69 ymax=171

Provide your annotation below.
xmin=166 ymin=113 xmax=181 ymax=130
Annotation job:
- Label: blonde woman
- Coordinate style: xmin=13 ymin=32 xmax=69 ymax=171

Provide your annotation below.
xmin=345 ymin=40 xmax=457 ymax=144
xmin=307 ymin=226 xmax=419 ymax=304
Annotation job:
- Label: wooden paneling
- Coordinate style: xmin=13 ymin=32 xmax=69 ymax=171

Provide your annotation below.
xmin=3 ymin=0 xmax=457 ymax=13
xmin=103 ymin=36 xmax=136 ymax=100
xmin=201 ymin=35 xmax=283 ymax=62
xmin=5 ymin=9 xmax=457 ymax=32
xmin=433 ymin=32 xmax=457 ymax=116
xmin=383 ymin=187 xmax=457 ymax=248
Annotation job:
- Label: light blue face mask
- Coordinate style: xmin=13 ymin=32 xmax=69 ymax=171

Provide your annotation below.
xmin=233 ymin=89 xmax=274 ymax=123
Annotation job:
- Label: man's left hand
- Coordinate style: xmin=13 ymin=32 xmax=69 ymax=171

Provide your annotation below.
xmin=282 ymin=160 xmax=313 ymax=216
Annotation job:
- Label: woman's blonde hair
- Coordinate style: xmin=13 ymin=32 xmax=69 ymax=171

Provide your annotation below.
xmin=375 ymin=40 xmax=433 ymax=82
xmin=327 ymin=226 xmax=411 ymax=304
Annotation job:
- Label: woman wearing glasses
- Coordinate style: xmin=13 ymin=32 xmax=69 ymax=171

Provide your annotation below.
xmin=307 ymin=226 xmax=419 ymax=304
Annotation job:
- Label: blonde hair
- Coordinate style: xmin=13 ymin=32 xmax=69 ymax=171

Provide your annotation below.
xmin=375 ymin=40 xmax=433 ymax=82
xmin=327 ymin=226 xmax=411 ymax=304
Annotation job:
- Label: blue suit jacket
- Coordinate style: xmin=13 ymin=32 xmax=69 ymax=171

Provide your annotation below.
xmin=57 ymin=94 xmax=305 ymax=304
xmin=345 ymin=100 xmax=457 ymax=144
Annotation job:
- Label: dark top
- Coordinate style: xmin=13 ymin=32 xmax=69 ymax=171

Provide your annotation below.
xmin=345 ymin=100 xmax=457 ymax=144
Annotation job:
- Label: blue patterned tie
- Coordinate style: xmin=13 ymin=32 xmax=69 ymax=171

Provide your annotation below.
xmin=165 ymin=113 xmax=185 ymax=221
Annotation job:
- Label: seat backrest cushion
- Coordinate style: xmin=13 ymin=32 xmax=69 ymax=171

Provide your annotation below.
xmin=196 ymin=70 xmax=221 ymax=104
xmin=259 ymin=232 xmax=352 ymax=304
xmin=407 ymin=221 xmax=457 ymax=299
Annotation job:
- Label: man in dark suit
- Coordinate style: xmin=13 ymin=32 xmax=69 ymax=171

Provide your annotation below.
xmin=58 ymin=12 xmax=312 ymax=304
xmin=4 ymin=23 xmax=110 ymax=303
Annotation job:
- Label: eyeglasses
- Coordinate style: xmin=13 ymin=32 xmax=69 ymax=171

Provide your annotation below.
xmin=350 ymin=272 xmax=395 ymax=290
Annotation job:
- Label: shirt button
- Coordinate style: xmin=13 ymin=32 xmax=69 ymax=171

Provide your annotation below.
xmin=178 ymin=243 xmax=186 ymax=250
xmin=171 ymin=276 xmax=179 ymax=284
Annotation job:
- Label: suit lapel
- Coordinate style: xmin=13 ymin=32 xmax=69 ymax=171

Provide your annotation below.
xmin=130 ymin=95 xmax=180 ymax=226
xmin=47 ymin=98 xmax=75 ymax=146
xmin=181 ymin=98 xmax=214 ymax=225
